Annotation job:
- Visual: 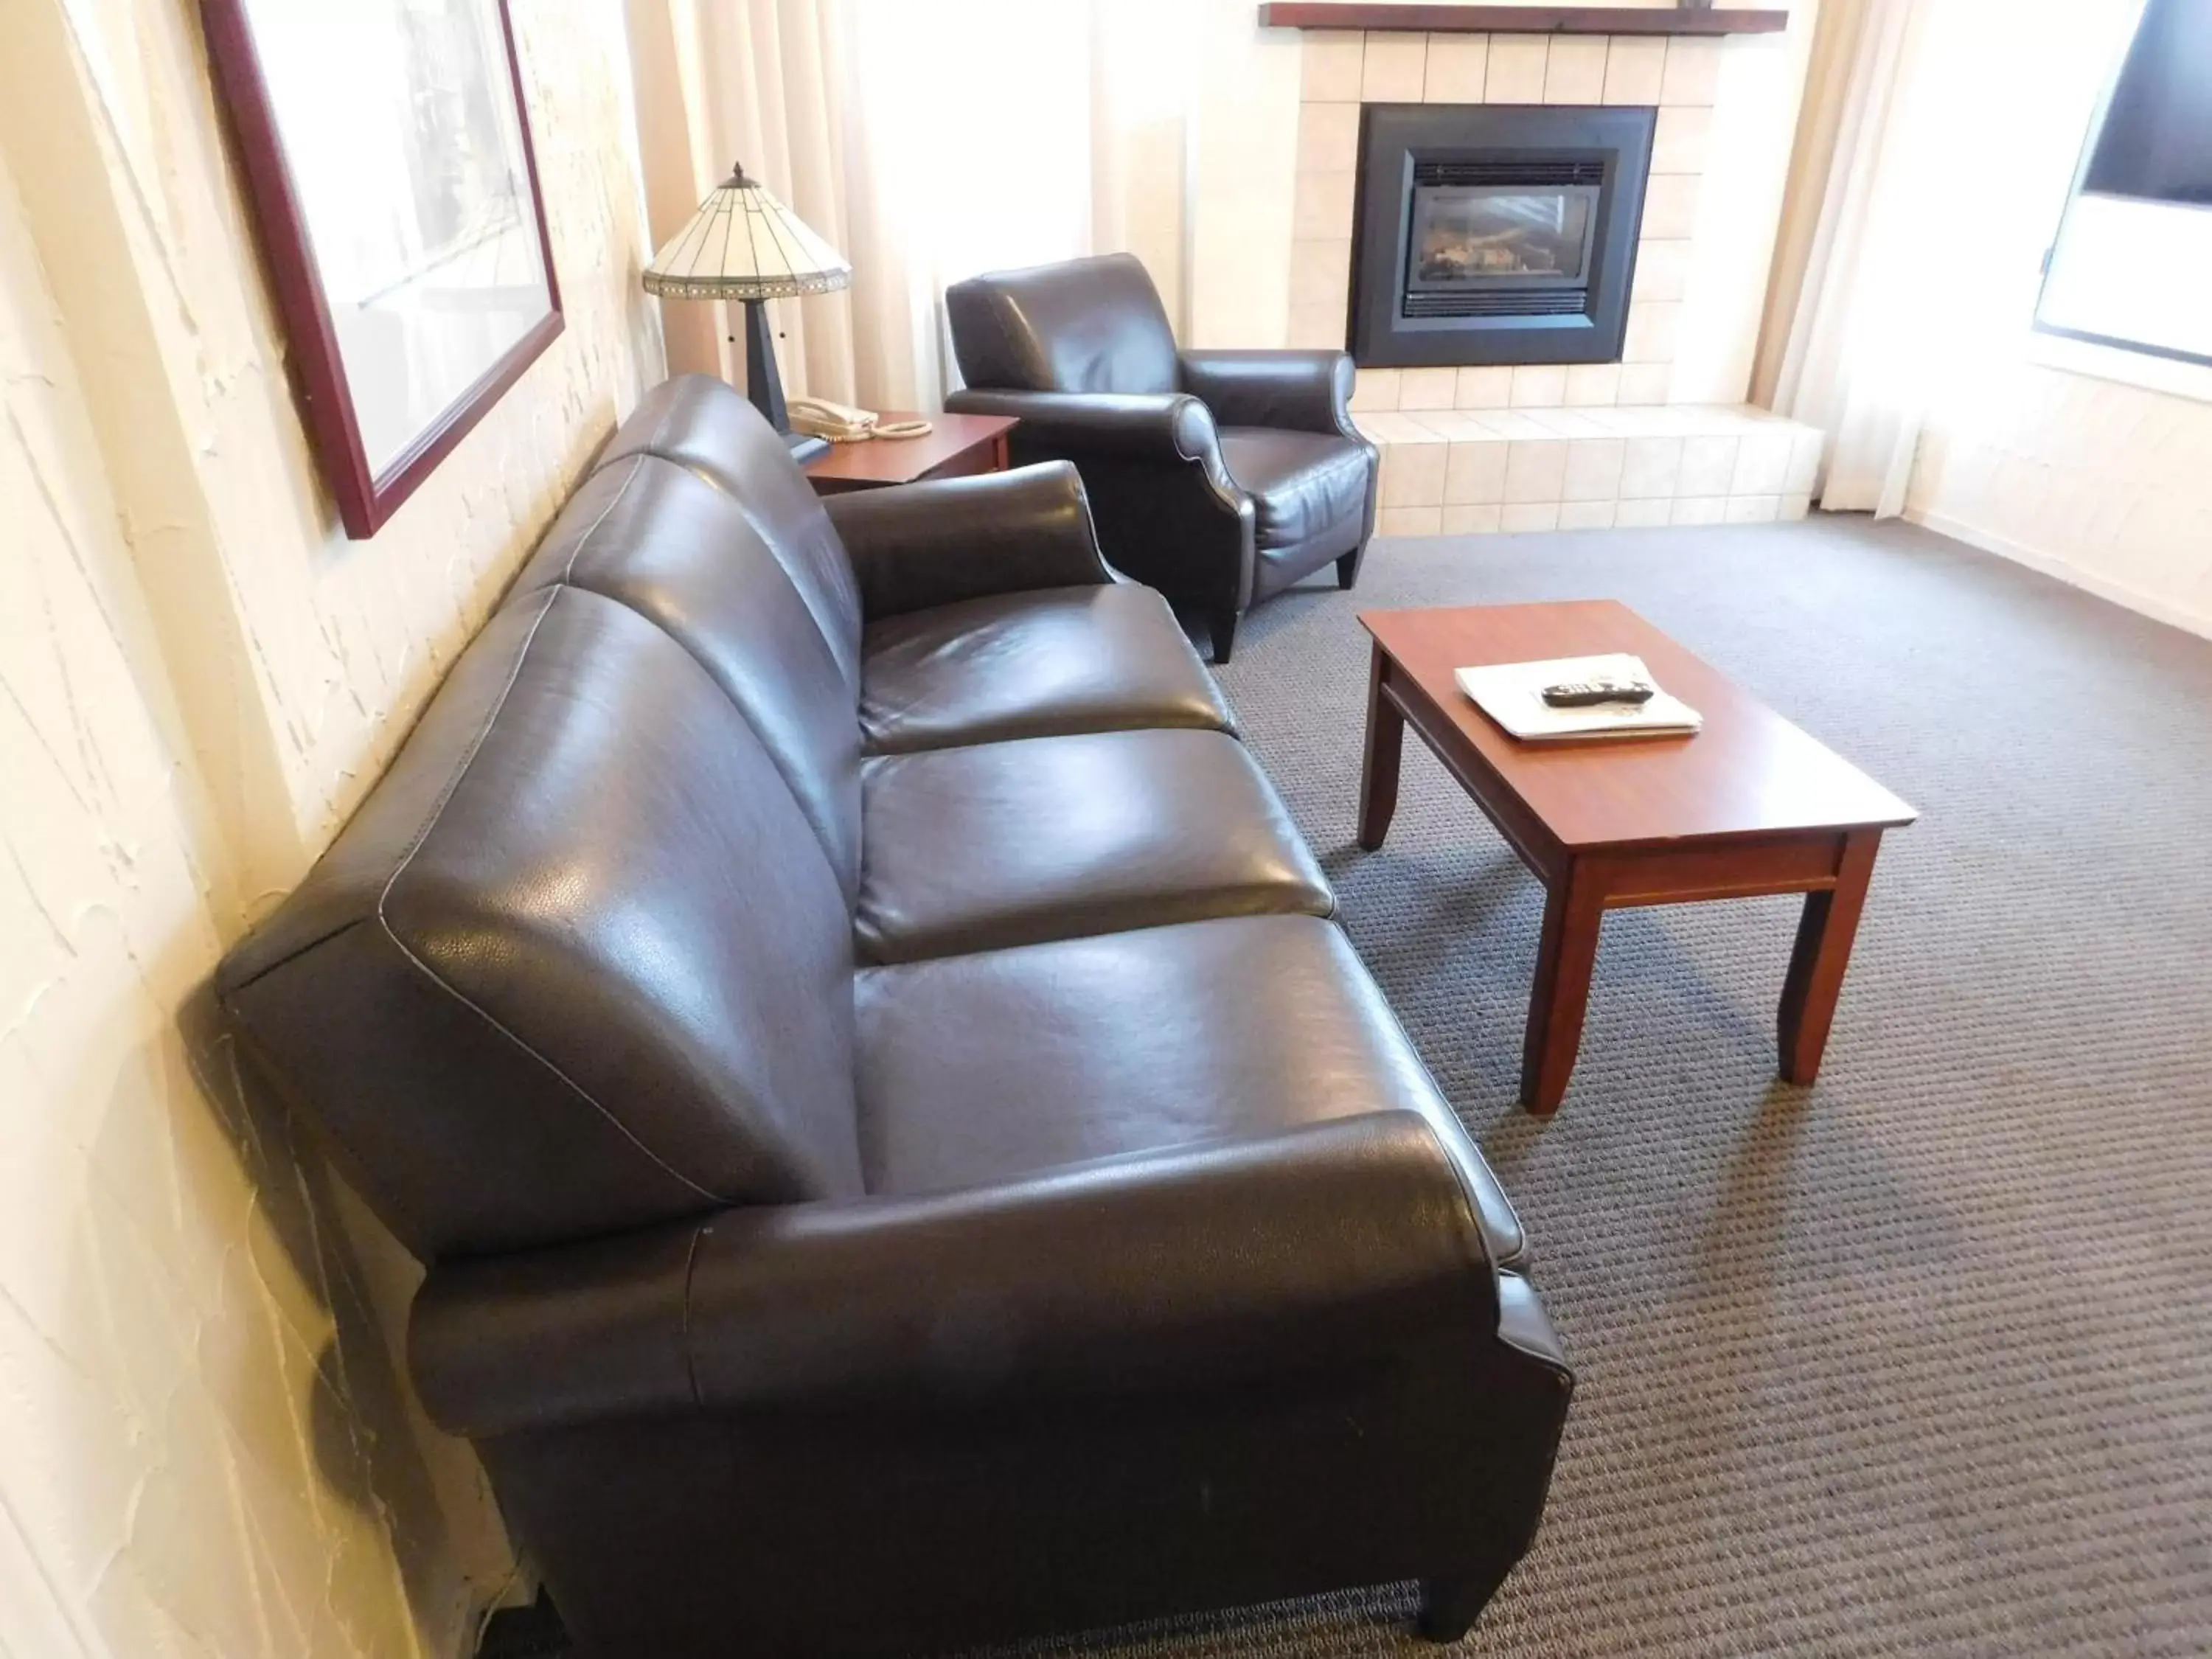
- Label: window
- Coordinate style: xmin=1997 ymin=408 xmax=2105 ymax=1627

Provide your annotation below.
xmin=2034 ymin=0 xmax=2212 ymax=368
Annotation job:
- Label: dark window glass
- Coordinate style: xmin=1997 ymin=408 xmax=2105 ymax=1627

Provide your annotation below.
xmin=2082 ymin=0 xmax=2212 ymax=205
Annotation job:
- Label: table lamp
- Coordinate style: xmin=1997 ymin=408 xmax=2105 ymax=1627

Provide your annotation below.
xmin=643 ymin=162 xmax=852 ymax=463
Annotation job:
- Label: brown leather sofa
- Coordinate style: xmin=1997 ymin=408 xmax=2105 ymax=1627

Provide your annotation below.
xmin=216 ymin=375 xmax=1569 ymax=1659
xmin=945 ymin=252 xmax=1379 ymax=664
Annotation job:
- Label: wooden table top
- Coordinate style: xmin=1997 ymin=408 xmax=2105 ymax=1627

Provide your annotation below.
xmin=801 ymin=411 xmax=1017 ymax=489
xmin=1360 ymin=600 xmax=1917 ymax=850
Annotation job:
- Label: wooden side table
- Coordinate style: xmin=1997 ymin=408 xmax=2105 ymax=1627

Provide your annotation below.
xmin=802 ymin=412 xmax=1018 ymax=495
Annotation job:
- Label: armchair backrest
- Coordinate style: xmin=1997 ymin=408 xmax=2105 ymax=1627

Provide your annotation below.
xmin=946 ymin=253 xmax=1178 ymax=396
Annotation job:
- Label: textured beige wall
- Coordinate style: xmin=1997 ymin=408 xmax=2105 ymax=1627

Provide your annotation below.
xmin=0 ymin=0 xmax=659 ymax=1654
xmin=1900 ymin=0 xmax=2212 ymax=639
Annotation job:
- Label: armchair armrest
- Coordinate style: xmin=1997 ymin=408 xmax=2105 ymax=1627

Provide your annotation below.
xmin=942 ymin=388 xmax=1225 ymax=467
xmin=411 ymin=1111 xmax=1500 ymax=1438
xmin=824 ymin=462 xmax=1112 ymax=620
xmin=1178 ymin=349 xmax=1361 ymax=439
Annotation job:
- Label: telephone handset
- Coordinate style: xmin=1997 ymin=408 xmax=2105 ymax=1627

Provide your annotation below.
xmin=788 ymin=397 xmax=932 ymax=443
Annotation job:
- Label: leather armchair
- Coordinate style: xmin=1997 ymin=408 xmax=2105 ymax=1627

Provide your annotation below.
xmin=945 ymin=253 xmax=1379 ymax=662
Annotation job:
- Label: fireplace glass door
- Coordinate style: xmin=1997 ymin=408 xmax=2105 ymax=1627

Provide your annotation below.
xmin=1408 ymin=184 xmax=1600 ymax=292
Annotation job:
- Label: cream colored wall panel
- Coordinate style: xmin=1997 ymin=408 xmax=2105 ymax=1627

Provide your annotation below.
xmin=1618 ymin=363 xmax=1672 ymax=404
xmin=1506 ymin=438 xmax=1569 ymax=503
xmin=1662 ymin=37 xmax=1723 ymax=105
xmin=0 ymin=4 xmax=662 ymax=1658
xmin=1669 ymin=32 xmax=1806 ymax=406
xmin=1349 ymin=366 xmax=1403 ymax=411
xmin=1604 ymin=37 xmax=1668 ymax=105
xmin=1442 ymin=503 xmax=1505 ymax=533
xmin=1652 ymin=105 xmax=1714 ymax=175
xmin=1510 ymin=365 xmax=1569 ymax=408
xmin=1398 ymin=366 xmax=1461 ymax=408
xmin=1301 ymin=29 xmax=1366 ymax=100
xmin=1425 ymin=34 xmax=1489 ymax=103
xmin=1485 ymin=35 xmax=1551 ymax=103
xmin=1456 ymin=366 xmax=1515 ymax=408
xmin=1293 ymin=167 xmax=1359 ymax=240
xmin=1190 ymin=0 xmax=1303 ymax=347
xmin=1363 ymin=31 xmax=1427 ymax=101
xmin=1380 ymin=505 xmax=1445 ymax=535
xmin=1566 ymin=364 xmax=1623 ymax=406
xmin=1543 ymin=36 xmax=1609 ymax=104
xmin=1295 ymin=100 xmax=1362 ymax=173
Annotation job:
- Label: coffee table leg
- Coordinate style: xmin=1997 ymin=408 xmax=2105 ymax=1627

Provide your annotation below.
xmin=1778 ymin=830 xmax=1882 ymax=1085
xmin=1521 ymin=860 xmax=1604 ymax=1115
xmin=1357 ymin=642 xmax=1405 ymax=851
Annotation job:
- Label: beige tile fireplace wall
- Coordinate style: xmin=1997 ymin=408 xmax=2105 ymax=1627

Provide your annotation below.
xmin=1290 ymin=22 xmax=1809 ymax=412
xmin=1282 ymin=16 xmax=1823 ymax=534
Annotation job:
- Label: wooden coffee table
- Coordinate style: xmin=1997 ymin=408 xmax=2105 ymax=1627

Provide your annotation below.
xmin=1357 ymin=601 xmax=1916 ymax=1114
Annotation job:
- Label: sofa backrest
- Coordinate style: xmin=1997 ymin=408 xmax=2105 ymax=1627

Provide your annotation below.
xmin=945 ymin=253 xmax=1179 ymax=397
xmin=594 ymin=375 xmax=865 ymax=690
xmin=218 ymin=587 xmax=865 ymax=1263
xmin=510 ymin=453 xmax=863 ymax=899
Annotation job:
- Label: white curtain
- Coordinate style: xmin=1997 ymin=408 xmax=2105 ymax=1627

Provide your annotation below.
xmin=627 ymin=0 xmax=1199 ymax=415
xmin=1756 ymin=0 xmax=1940 ymax=517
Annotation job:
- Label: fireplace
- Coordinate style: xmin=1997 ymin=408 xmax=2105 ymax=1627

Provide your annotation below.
xmin=1352 ymin=104 xmax=1655 ymax=368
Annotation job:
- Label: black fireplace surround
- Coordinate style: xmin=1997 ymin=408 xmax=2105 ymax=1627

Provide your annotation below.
xmin=1352 ymin=104 xmax=1656 ymax=369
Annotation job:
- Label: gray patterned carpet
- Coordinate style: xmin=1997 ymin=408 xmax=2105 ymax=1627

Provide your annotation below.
xmin=1012 ymin=515 xmax=2212 ymax=1657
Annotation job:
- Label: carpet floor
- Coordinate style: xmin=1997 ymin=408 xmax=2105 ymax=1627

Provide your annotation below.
xmin=994 ymin=515 xmax=2212 ymax=1657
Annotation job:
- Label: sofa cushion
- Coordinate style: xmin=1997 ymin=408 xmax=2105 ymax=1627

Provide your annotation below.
xmin=1219 ymin=427 xmax=1373 ymax=549
xmin=217 ymin=588 xmax=864 ymax=1262
xmin=855 ymin=914 xmax=1526 ymax=1268
xmin=855 ymin=729 xmax=1332 ymax=965
xmin=510 ymin=454 xmax=863 ymax=897
xmin=594 ymin=376 xmax=864 ymax=690
xmin=860 ymin=583 xmax=1232 ymax=755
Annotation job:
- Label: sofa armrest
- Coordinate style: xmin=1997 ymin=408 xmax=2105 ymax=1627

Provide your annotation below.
xmin=411 ymin=1111 xmax=1501 ymax=1438
xmin=1178 ymin=349 xmax=1360 ymax=439
xmin=824 ymin=462 xmax=1112 ymax=620
xmin=942 ymin=388 xmax=1227 ymax=468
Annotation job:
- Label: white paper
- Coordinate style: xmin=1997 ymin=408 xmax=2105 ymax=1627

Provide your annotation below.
xmin=1454 ymin=654 xmax=1702 ymax=742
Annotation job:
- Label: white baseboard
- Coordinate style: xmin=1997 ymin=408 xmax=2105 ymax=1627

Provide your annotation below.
xmin=1904 ymin=507 xmax=2212 ymax=643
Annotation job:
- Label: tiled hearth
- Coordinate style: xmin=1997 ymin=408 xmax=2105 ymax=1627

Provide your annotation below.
xmin=1357 ymin=403 xmax=1820 ymax=535
xmin=1287 ymin=23 xmax=1823 ymax=532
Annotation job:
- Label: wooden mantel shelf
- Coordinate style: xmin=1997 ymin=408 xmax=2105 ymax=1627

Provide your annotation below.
xmin=1256 ymin=4 xmax=1790 ymax=35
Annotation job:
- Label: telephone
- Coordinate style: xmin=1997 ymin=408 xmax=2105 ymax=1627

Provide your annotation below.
xmin=787 ymin=397 xmax=932 ymax=443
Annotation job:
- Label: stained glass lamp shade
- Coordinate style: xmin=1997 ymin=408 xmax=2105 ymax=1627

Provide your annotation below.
xmin=642 ymin=164 xmax=851 ymax=443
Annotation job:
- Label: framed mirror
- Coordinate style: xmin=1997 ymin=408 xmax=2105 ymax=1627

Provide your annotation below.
xmin=203 ymin=0 xmax=563 ymax=538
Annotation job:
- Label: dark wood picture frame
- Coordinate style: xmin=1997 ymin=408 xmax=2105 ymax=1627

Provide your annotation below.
xmin=201 ymin=0 xmax=563 ymax=539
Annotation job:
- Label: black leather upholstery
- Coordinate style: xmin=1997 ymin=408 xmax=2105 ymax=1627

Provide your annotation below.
xmin=945 ymin=254 xmax=1380 ymax=662
xmin=597 ymin=372 xmax=866 ymax=688
xmin=860 ymin=583 xmax=1233 ymax=754
xmin=510 ymin=454 xmax=864 ymax=895
xmin=219 ymin=588 xmax=863 ymax=1262
xmin=855 ymin=914 xmax=1526 ymax=1267
xmin=217 ymin=375 xmax=1569 ymax=1659
xmin=943 ymin=248 xmax=1180 ymax=394
xmin=856 ymin=730 xmax=1333 ymax=964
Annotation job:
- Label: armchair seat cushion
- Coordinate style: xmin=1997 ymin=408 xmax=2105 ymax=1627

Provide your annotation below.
xmin=860 ymin=583 xmax=1231 ymax=755
xmin=1219 ymin=427 xmax=1375 ymax=549
xmin=855 ymin=914 xmax=1527 ymax=1268
xmin=856 ymin=730 xmax=1332 ymax=965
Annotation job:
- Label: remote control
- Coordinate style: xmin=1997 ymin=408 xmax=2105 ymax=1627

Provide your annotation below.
xmin=1542 ymin=678 xmax=1655 ymax=708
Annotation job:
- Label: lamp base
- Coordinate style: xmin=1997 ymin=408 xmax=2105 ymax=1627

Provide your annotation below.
xmin=738 ymin=299 xmax=831 ymax=466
